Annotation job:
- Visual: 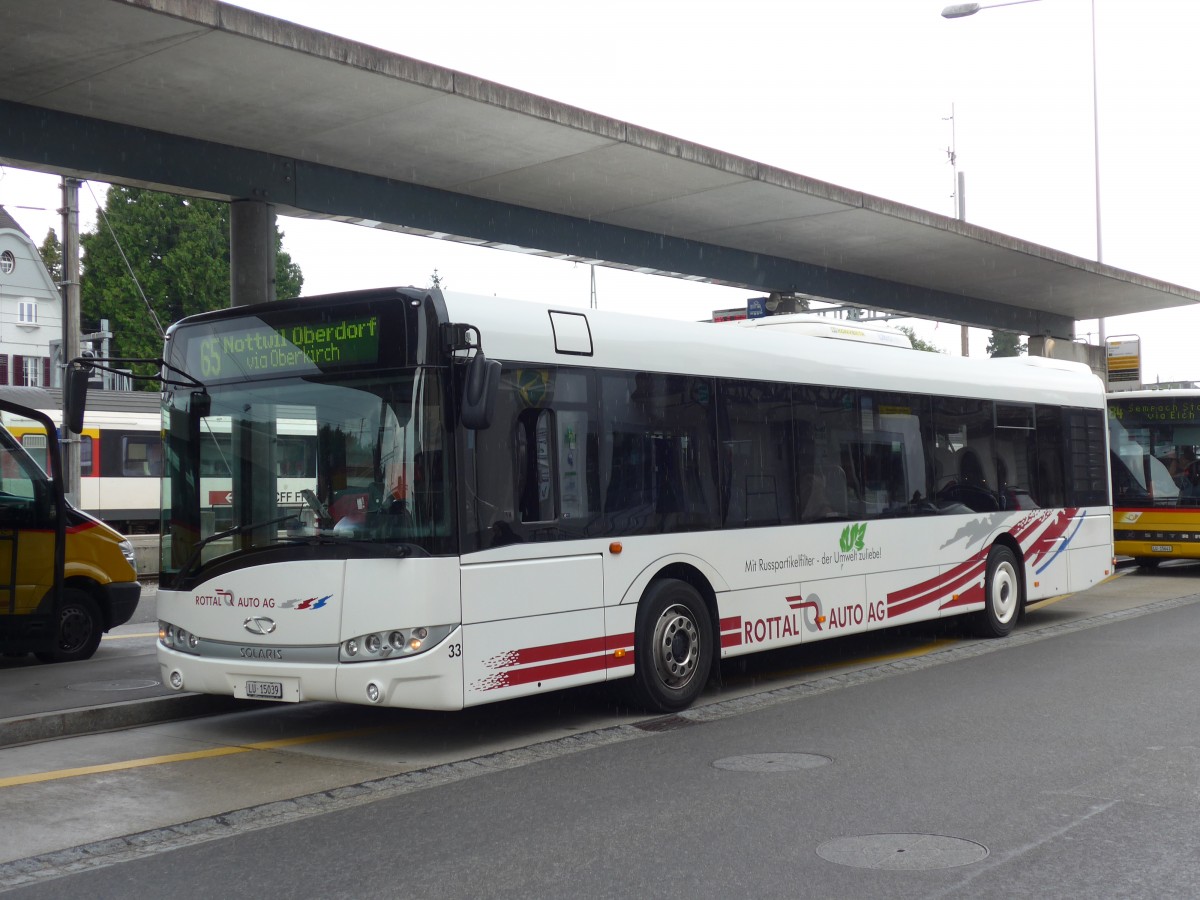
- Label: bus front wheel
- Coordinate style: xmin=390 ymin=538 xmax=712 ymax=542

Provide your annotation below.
xmin=630 ymin=578 xmax=714 ymax=713
xmin=36 ymin=590 xmax=103 ymax=664
xmin=972 ymin=546 xmax=1022 ymax=638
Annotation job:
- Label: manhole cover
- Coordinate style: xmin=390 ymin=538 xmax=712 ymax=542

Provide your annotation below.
xmin=66 ymin=679 xmax=161 ymax=693
xmin=712 ymin=752 xmax=833 ymax=772
xmin=817 ymin=834 xmax=988 ymax=870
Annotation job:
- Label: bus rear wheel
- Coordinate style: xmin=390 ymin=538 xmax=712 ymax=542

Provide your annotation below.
xmin=630 ymin=578 xmax=714 ymax=713
xmin=36 ymin=590 xmax=103 ymax=663
xmin=972 ymin=546 xmax=1022 ymax=638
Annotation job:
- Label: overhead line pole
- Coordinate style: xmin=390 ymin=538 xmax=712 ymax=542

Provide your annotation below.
xmin=59 ymin=177 xmax=81 ymax=506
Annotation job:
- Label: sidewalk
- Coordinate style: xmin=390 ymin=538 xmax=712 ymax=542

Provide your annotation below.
xmin=0 ymin=581 xmax=242 ymax=748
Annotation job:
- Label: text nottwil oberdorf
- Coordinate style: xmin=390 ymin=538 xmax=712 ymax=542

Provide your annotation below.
xmin=222 ymin=317 xmax=378 ymax=367
xmin=745 ymin=547 xmax=881 ymax=574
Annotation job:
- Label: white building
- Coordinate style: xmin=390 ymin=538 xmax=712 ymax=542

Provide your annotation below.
xmin=0 ymin=206 xmax=59 ymax=388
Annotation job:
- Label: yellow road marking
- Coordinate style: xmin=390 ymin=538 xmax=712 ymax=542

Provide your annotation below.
xmin=101 ymin=632 xmax=158 ymax=641
xmin=1026 ymin=568 xmax=1126 ymax=612
xmin=0 ymin=727 xmax=385 ymax=789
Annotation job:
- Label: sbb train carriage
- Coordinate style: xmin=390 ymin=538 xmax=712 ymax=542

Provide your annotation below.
xmin=5 ymin=388 xmax=319 ymax=536
xmin=3 ymin=387 xmax=162 ymax=534
xmin=99 ymin=286 xmax=1114 ymax=714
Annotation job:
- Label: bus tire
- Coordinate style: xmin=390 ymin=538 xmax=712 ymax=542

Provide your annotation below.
xmin=973 ymin=546 xmax=1022 ymax=638
xmin=36 ymin=590 xmax=103 ymax=664
xmin=1135 ymin=558 xmax=1161 ymax=571
xmin=630 ymin=578 xmax=714 ymax=713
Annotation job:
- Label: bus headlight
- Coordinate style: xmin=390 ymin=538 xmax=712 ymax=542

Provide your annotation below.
xmin=340 ymin=624 xmax=455 ymax=662
xmin=119 ymin=539 xmax=137 ymax=568
xmin=159 ymin=620 xmax=201 ymax=655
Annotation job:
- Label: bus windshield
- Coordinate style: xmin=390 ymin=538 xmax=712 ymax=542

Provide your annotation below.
xmin=160 ymin=368 xmax=454 ymax=579
xmin=1108 ymin=397 xmax=1199 ymax=507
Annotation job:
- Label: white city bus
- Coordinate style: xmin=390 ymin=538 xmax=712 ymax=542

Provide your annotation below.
xmin=143 ymin=287 xmax=1112 ymax=713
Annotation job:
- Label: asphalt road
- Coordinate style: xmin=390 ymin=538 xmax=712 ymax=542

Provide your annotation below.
xmin=3 ymin=565 xmax=1200 ymax=898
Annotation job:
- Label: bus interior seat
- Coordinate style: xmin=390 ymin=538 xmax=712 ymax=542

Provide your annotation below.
xmin=958 ymin=448 xmax=987 ymax=487
xmin=802 ymin=464 xmax=847 ymax=519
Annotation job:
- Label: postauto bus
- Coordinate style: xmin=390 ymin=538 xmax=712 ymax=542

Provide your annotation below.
xmin=0 ymin=388 xmax=141 ymax=662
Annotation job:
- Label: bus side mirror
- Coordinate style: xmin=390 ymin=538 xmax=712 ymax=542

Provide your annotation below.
xmin=64 ymin=362 xmax=91 ymax=434
xmin=460 ymin=353 xmax=499 ymax=430
xmin=191 ymin=391 xmax=211 ymax=420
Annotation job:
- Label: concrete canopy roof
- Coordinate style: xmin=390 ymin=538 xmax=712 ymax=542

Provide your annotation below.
xmin=3 ymin=0 xmax=1197 ymax=338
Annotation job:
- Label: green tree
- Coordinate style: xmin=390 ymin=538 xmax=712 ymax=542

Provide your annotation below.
xmin=80 ymin=186 xmax=303 ymax=378
xmin=38 ymin=229 xmax=62 ymax=286
xmin=897 ymin=326 xmax=943 ymax=353
xmin=986 ymin=330 xmax=1027 ymax=357
xmin=429 ymin=268 xmax=446 ymax=290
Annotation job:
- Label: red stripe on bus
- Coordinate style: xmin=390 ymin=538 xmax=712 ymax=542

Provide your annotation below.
xmin=506 ymin=636 xmax=609 ymax=666
xmin=606 ymin=632 xmax=634 ymax=652
xmin=493 ymin=653 xmax=612 ymax=688
xmin=940 ymin=582 xmax=984 ymax=611
xmin=888 ymin=558 xmax=986 ymax=618
xmin=1025 ymin=510 xmax=1077 ymax=564
xmin=888 ymin=552 xmax=984 ymax=604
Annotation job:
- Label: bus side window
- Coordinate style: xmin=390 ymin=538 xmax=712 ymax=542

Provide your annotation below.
xmin=934 ymin=397 xmax=998 ymax=512
xmin=1035 ymin=406 xmax=1067 ymax=507
xmin=516 ymin=408 xmax=556 ymax=522
xmin=79 ymin=435 xmax=94 ymax=477
xmin=718 ymin=380 xmax=797 ymax=528
xmin=599 ymin=372 xmax=719 ymax=535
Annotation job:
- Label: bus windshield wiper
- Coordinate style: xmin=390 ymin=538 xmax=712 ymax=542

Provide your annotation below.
xmin=179 ymin=513 xmax=300 ymax=581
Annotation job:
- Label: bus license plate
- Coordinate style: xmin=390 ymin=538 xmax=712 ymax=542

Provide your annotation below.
xmin=1152 ymin=545 xmax=1173 ymax=553
xmin=244 ymin=680 xmax=284 ymax=700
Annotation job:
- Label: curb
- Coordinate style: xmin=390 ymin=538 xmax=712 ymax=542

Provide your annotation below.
xmin=0 ymin=694 xmax=247 ymax=749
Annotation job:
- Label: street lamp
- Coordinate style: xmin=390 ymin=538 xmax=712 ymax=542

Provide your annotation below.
xmin=941 ymin=1 xmax=1044 ymax=18
xmin=942 ymin=0 xmax=1104 ymax=340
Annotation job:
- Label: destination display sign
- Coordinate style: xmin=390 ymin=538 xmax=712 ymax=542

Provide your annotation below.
xmin=180 ymin=313 xmax=382 ymax=381
xmin=1110 ymin=398 xmax=1200 ymax=423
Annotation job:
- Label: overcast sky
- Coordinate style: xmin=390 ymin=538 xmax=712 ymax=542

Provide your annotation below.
xmin=2 ymin=0 xmax=1198 ymax=379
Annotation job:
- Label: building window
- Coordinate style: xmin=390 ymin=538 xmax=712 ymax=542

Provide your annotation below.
xmin=21 ymin=356 xmax=44 ymax=387
xmin=0 ymin=250 xmax=14 ymax=274
xmin=18 ymin=300 xmax=37 ymax=324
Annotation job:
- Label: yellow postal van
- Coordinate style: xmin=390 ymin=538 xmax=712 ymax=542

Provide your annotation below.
xmin=0 ymin=391 xmax=141 ymax=662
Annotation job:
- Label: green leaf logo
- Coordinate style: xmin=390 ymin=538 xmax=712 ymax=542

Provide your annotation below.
xmin=840 ymin=523 xmax=867 ymax=553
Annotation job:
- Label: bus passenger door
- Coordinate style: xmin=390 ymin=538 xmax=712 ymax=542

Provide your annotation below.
xmin=460 ymin=555 xmax=605 ymax=706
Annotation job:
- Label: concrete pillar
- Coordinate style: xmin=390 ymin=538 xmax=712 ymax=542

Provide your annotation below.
xmin=229 ymin=200 xmax=276 ymax=307
xmin=60 ymin=178 xmax=81 ymax=506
